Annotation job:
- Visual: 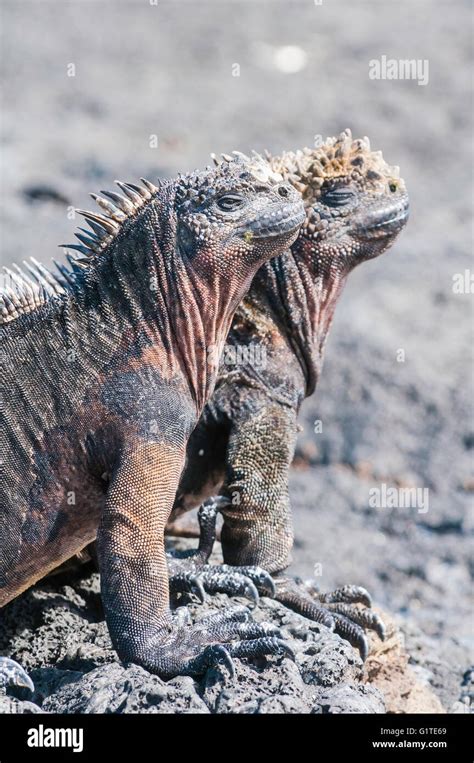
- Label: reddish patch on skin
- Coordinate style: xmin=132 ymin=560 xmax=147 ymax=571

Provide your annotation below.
xmin=114 ymin=326 xmax=181 ymax=380
xmin=1 ymin=317 xmax=209 ymax=604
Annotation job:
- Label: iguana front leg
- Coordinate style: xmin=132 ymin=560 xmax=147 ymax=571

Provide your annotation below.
xmin=220 ymin=403 xmax=298 ymax=573
xmin=98 ymin=441 xmax=290 ymax=679
xmin=166 ymin=403 xmax=296 ymax=604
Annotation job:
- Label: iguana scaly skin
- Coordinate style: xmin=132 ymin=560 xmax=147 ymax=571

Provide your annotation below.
xmin=0 ymin=154 xmax=305 ymax=685
xmin=167 ymin=131 xmax=410 ymax=659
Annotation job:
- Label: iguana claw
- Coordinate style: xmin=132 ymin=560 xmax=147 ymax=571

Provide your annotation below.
xmin=169 ymin=571 xmax=207 ymax=603
xmin=0 ymin=657 xmax=35 ymax=693
xmin=326 ymin=602 xmax=386 ymax=641
xmin=330 ymin=614 xmax=370 ymax=662
xmin=318 ymin=584 xmax=372 ymax=609
xmin=226 ymin=565 xmax=276 ymax=598
xmin=200 ymin=644 xmax=235 ymax=678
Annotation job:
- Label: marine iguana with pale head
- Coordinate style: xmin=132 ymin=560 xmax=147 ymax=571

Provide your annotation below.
xmin=166 ymin=130 xmax=409 ymax=660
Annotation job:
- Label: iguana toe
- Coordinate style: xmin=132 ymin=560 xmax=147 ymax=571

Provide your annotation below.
xmin=325 ymin=602 xmax=386 ymax=641
xmin=220 ymin=564 xmax=276 ymax=598
xmin=274 ymin=582 xmax=336 ymax=629
xmin=227 ymin=636 xmax=296 ymax=663
xmin=169 ymin=570 xmax=207 ymax=603
xmin=168 ymin=556 xmax=279 ymax=608
xmin=169 ymin=563 xmax=260 ymax=606
xmin=318 ymin=584 xmax=372 ymax=609
xmin=198 ymin=568 xmax=261 ymax=607
xmin=330 ymin=613 xmax=370 ymax=662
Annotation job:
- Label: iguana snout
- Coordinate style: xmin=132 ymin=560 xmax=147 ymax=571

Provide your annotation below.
xmin=354 ymin=190 xmax=409 ymax=240
xmin=241 ymin=188 xmax=305 ymax=241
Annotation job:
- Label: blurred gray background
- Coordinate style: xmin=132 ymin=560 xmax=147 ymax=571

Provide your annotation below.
xmin=1 ymin=0 xmax=472 ymax=708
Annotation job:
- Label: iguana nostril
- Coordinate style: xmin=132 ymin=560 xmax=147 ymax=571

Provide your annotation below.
xmin=278 ymin=185 xmax=290 ymax=197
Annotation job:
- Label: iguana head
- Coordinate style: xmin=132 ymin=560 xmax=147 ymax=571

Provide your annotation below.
xmin=0 ymin=155 xmax=304 ymax=325
xmin=271 ymin=129 xmax=409 ymax=272
xmin=240 ymin=131 xmax=409 ymax=395
xmin=174 ymin=153 xmax=305 ymax=278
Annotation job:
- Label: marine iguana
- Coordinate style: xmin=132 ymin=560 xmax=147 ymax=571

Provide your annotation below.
xmin=166 ymin=130 xmax=410 ymax=659
xmin=21 ymin=132 xmax=409 ymax=661
xmin=0 ymin=154 xmax=306 ymax=687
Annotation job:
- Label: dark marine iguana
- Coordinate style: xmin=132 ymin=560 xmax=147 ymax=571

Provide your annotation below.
xmin=0 ymin=154 xmax=306 ymax=689
xmin=165 ymin=130 xmax=409 ymax=659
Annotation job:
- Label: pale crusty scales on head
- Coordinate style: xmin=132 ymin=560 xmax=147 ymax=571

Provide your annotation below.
xmin=167 ymin=130 xmax=409 ymax=661
xmin=0 ymin=153 xmax=306 ymax=688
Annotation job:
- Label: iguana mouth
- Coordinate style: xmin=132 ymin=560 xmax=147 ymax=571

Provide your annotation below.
xmin=243 ymin=202 xmax=306 ymax=240
xmin=360 ymin=196 xmax=410 ymax=239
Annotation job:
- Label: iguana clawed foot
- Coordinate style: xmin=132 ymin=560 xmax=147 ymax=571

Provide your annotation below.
xmin=167 ymin=498 xmax=275 ymax=606
xmin=0 ymin=656 xmax=35 ymax=694
xmin=179 ymin=497 xmax=385 ymax=661
xmin=139 ymin=605 xmax=294 ymax=679
xmin=274 ymin=578 xmax=386 ymax=661
xmin=168 ymin=560 xmax=275 ymax=607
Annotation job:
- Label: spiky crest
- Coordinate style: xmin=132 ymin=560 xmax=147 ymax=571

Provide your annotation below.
xmin=0 ymin=153 xmax=282 ymax=325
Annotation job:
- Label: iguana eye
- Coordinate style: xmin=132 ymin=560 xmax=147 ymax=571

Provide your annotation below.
xmin=216 ymin=194 xmax=245 ymax=211
xmin=321 ymin=187 xmax=356 ymax=207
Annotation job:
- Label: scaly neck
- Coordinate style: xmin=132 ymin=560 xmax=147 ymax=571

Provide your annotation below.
xmin=245 ymin=246 xmax=348 ymax=397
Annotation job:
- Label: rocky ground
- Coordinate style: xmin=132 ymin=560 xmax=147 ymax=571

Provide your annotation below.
xmin=0 ymin=0 xmax=472 ymax=713
xmin=0 ymin=543 xmax=447 ymax=715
